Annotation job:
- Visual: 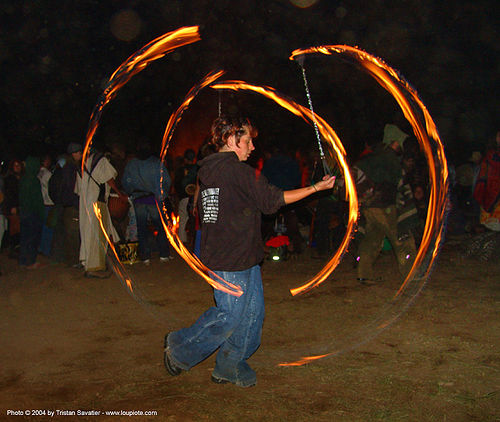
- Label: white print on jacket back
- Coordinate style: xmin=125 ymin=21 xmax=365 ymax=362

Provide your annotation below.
xmin=201 ymin=188 xmax=219 ymax=223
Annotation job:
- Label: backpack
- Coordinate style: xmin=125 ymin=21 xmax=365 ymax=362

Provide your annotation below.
xmin=48 ymin=166 xmax=64 ymax=205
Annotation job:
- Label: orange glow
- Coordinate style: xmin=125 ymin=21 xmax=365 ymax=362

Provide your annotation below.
xmin=289 ymin=0 xmax=320 ymax=8
xmin=93 ymin=203 xmax=134 ymax=293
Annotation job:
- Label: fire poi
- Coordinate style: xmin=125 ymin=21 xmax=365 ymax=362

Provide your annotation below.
xmin=82 ymin=27 xmax=448 ymax=367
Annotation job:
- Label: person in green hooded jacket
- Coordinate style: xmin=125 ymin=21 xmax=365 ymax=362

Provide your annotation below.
xmin=19 ymin=156 xmax=45 ymax=269
xmin=353 ymin=124 xmax=417 ymax=284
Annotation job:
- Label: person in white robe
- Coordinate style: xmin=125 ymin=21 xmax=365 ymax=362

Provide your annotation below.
xmin=69 ymin=143 xmax=124 ymax=277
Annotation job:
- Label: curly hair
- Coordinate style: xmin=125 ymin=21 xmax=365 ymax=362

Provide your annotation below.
xmin=210 ymin=114 xmax=257 ymax=151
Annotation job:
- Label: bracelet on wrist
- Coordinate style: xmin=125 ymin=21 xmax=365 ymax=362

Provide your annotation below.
xmin=312 ymin=184 xmax=318 ymax=192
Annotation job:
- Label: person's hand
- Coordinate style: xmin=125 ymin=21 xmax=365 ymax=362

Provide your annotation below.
xmin=313 ymin=175 xmax=336 ymax=192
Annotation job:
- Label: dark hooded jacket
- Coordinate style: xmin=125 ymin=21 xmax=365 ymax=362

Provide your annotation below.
xmin=355 ymin=144 xmax=403 ymax=208
xmin=19 ymin=156 xmax=45 ymax=219
xmin=197 ymin=151 xmax=285 ymax=271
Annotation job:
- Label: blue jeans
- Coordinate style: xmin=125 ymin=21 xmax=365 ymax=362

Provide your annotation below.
xmin=134 ymin=202 xmax=170 ymax=260
xmin=168 ymin=265 xmax=264 ymax=385
xmin=39 ymin=205 xmax=54 ymax=256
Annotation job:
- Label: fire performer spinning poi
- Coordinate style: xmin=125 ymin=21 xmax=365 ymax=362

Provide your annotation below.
xmin=164 ymin=114 xmax=336 ymax=387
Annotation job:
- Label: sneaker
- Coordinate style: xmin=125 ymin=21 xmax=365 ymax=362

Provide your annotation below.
xmin=211 ymin=374 xmax=256 ymax=388
xmin=163 ymin=334 xmax=183 ymax=376
xmin=211 ymin=362 xmax=256 ymax=388
xmin=142 ymin=259 xmax=151 ymax=266
xmin=159 ymin=256 xmax=173 ymax=263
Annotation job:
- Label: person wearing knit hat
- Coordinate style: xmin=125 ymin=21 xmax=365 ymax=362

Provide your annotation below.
xmin=351 ymin=123 xmax=417 ymax=284
xmin=67 ymin=143 xmax=83 ymax=154
xmin=383 ymin=124 xmax=409 ymax=152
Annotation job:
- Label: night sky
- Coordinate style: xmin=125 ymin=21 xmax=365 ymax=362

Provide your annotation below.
xmin=0 ymin=0 xmax=498 ymax=163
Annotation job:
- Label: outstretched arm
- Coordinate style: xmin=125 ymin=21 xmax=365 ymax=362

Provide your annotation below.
xmin=283 ymin=175 xmax=336 ymax=205
xmin=106 ymin=178 xmax=127 ymax=199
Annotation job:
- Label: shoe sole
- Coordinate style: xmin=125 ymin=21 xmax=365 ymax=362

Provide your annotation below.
xmin=211 ymin=375 xmax=229 ymax=384
xmin=211 ymin=375 xmax=256 ymax=388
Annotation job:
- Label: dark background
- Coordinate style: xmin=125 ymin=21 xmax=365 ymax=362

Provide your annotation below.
xmin=0 ymin=0 xmax=498 ymax=164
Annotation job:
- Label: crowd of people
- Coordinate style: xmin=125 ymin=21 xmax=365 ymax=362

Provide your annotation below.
xmin=1 ymin=126 xmax=499 ymax=278
xmin=0 ymin=118 xmax=498 ymax=386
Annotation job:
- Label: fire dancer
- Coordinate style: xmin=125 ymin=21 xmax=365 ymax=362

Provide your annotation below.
xmin=164 ymin=114 xmax=335 ymax=387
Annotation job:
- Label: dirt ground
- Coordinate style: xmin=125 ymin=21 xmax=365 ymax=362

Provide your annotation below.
xmin=0 ymin=238 xmax=499 ymax=422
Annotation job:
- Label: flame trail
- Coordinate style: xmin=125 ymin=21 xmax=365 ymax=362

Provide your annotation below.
xmin=277 ymin=45 xmax=449 ymax=366
xmin=290 ymin=45 xmax=448 ymax=297
xmin=161 ymin=79 xmax=358 ymax=297
xmin=83 ymin=26 xmax=201 ymax=170
xmin=81 ymin=26 xmax=201 ymax=307
xmin=157 ymin=204 xmax=242 ymax=296
xmin=211 ymin=82 xmax=358 ymax=296
xmin=154 ymin=70 xmax=244 ymax=297
xmin=82 ymin=28 xmax=448 ymax=367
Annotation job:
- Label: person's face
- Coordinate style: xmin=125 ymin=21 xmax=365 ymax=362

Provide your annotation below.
xmin=390 ymin=141 xmax=403 ymax=156
xmin=12 ymin=161 xmax=22 ymax=174
xmin=71 ymin=151 xmax=83 ymax=162
xmin=403 ymin=157 xmax=415 ymax=171
xmin=230 ymin=126 xmax=255 ymax=161
xmin=414 ymin=186 xmax=425 ymax=202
